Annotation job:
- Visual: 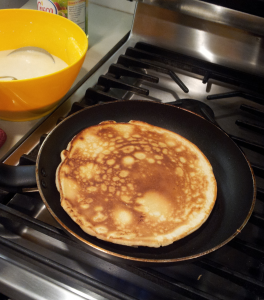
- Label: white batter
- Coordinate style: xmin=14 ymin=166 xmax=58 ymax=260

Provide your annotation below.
xmin=0 ymin=49 xmax=68 ymax=80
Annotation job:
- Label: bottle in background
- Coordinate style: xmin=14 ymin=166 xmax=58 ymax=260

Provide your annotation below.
xmin=37 ymin=0 xmax=88 ymax=35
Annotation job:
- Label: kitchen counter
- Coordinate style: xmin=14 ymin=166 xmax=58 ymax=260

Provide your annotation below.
xmin=0 ymin=0 xmax=134 ymax=161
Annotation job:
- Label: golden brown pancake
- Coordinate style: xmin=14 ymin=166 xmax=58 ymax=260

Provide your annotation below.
xmin=56 ymin=121 xmax=217 ymax=247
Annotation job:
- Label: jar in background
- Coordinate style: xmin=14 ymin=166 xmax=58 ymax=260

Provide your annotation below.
xmin=37 ymin=0 xmax=88 ymax=35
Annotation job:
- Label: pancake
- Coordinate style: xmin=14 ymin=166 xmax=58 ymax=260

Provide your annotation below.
xmin=56 ymin=120 xmax=217 ymax=247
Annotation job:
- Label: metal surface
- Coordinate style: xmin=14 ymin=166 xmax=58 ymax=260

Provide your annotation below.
xmin=8 ymin=46 xmax=55 ymax=64
xmin=134 ymin=0 xmax=264 ymax=34
xmin=132 ymin=2 xmax=264 ymax=75
xmin=0 ymin=76 xmax=17 ymax=80
xmin=0 ymin=1 xmax=264 ymax=299
xmin=0 ymin=0 xmax=28 ymax=9
xmin=0 ymin=254 xmax=103 ymax=300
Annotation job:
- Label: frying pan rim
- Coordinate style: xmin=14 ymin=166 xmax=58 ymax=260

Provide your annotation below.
xmin=35 ymin=100 xmax=257 ymax=263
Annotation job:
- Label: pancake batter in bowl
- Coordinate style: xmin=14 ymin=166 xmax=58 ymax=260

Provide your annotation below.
xmin=0 ymin=49 xmax=68 ymax=80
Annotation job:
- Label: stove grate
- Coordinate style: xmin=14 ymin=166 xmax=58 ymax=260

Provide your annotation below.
xmin=2 ymin=199 xmax=264 ymax=298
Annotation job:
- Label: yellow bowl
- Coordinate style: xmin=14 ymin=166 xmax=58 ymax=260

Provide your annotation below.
xmin=0 ymin=9 xmax=88 ymax=121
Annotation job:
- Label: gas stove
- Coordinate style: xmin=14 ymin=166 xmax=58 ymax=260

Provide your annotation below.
xmin=0 ymin=1 xmax=264 ymax=299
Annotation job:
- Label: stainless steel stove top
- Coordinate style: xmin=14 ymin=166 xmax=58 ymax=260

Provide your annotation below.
xmin=1 ymin=1 xmax=264 ymax=299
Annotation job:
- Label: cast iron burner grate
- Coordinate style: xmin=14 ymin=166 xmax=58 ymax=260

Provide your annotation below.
xmin=0 ymin=42 xmax=264 ymax=300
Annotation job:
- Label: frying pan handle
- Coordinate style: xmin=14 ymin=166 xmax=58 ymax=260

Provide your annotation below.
xmin=200 ymin=107 xmax=219 ymax=127
xmin=0 ymin=162 xmax=36 ymax=191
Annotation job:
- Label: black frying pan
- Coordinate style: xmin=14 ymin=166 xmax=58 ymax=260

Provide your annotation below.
xmin=0 ymin=100 xmax=256 ymax=265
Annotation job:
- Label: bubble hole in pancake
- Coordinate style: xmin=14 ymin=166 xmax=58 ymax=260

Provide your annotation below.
xmin=56 ymin=120 xmax=217 ymax=247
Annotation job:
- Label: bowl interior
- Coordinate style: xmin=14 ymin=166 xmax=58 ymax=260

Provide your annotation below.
xmin=0 ymin=9 xmax=88 ymax=65
xmin=0 ymin=9 xmax=88 ymax=121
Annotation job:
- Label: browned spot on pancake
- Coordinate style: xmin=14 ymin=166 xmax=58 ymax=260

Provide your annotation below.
xmin=134 ymin=152 xmax=146 ymax=159
xmin=122 ymin=156 xmax=134 ymax=165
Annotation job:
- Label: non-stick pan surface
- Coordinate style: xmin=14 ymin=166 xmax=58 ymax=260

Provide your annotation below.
xmin=36 ymin=100 xmax=256 ymax=264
